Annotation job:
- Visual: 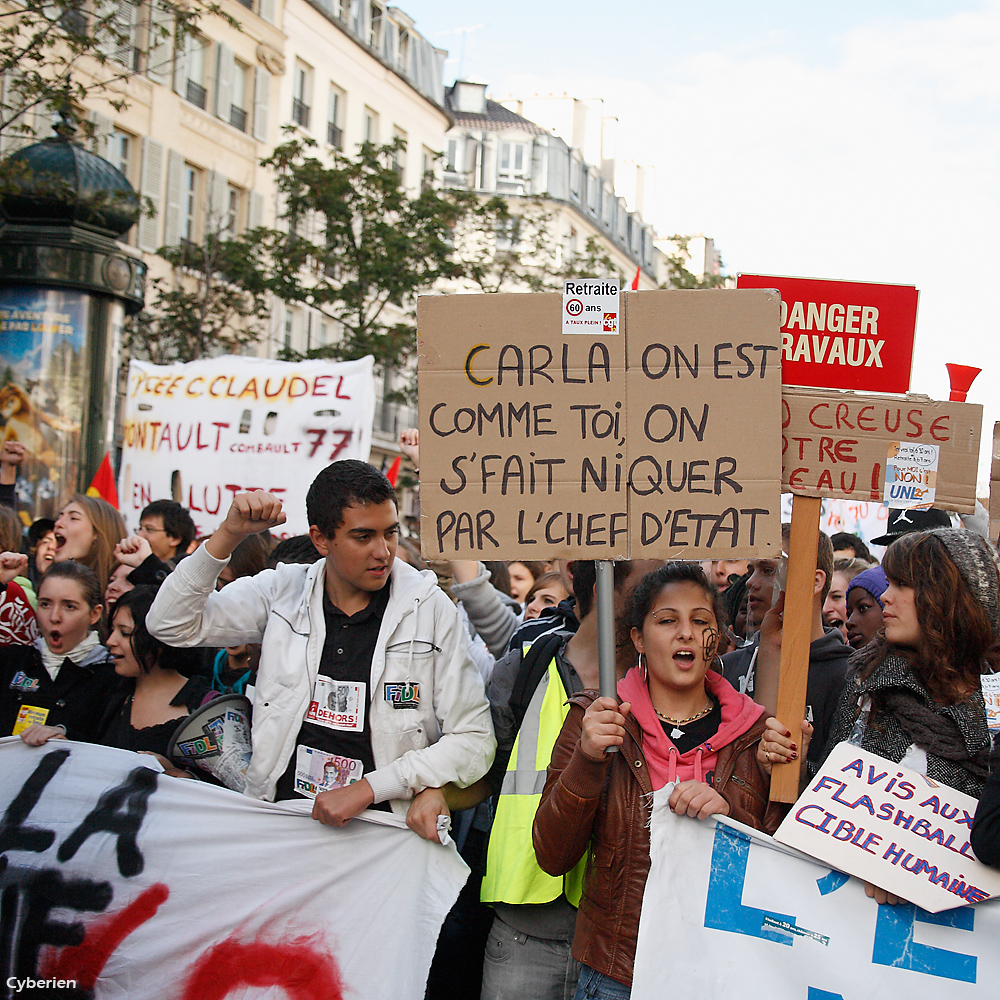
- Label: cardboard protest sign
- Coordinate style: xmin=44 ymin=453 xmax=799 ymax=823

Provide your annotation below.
xmin=736 ymin=273 xmax=918 ymax=393
xmin=417 ymin=290 xmax=783 ymax=559
xmin=418 ymin=292 xmax=627 ymax=559
xmin=634 ymin=787 xmax=1000 ymax=1000
xmin=0 ymin=738 xmax=467 ymax=1000
xmin=624 ymin=290 xmax=782 ymax=558
xmin=119 ymin=356 xmax=375 ymax=537
xmin=774 ymin=743 xmax=1000 ymax=912
xmin=781 ymin=386 xmax=982 ymax=513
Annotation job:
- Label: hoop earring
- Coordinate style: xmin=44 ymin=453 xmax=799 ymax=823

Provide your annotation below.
xmin=638 ymin=652 xmax=648 ymax=682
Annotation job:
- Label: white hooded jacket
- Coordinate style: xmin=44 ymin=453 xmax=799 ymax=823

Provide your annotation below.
xmin=147 ymin=544 xmax=495 ymax=815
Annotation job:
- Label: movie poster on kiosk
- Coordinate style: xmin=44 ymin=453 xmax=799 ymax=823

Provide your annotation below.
xmin=0 ymin=287 xmax=89 ymax=519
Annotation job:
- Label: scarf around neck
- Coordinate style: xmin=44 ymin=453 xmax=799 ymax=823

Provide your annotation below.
xmin=36 ymin=631 xmax=103 ymax=680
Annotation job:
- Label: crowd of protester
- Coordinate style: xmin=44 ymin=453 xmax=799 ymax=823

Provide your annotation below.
xmin=2 ymin=430 xmax=1000 ymax=1000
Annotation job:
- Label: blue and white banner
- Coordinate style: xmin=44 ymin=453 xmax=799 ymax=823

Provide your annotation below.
xmin=0 ymin=738 xmax=467 ymax=1000
xmin=633 ymin=787 xmax=1000 ymax=999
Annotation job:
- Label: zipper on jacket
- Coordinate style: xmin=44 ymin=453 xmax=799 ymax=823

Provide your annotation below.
xmin=729 ymin=773 xmax=766 ymax=804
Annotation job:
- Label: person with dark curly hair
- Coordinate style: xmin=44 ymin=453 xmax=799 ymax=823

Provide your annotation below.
xmin=761 ymin=527 xmax=996 ymax=903
xmin=533 ymin=562 xmax=781 ymax=998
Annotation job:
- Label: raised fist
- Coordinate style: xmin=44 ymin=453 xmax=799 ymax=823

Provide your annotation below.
xmin=0 ymin=551 xmax=29 ymax=585
xmin=221 ymin=491 xmax=286 ymax=538
xmin=0 ymin=440 xmax=26 ymax=467
xmin=114 ymin=535 xmax=153 ymax=568
xmin=398 ymin=428 xmax=419 ymax=468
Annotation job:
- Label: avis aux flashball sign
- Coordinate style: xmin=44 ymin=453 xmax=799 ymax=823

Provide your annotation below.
xmin=736 ymin=273 xmax=918 ymax=394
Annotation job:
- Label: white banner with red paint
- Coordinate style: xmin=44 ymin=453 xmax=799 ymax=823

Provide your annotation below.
xmin=633 ymin=787 xmax=1000 ymax=1000
xmin=118 ymin=356 xmax=376 ymax=537
xmin=0 ymin=738 xmax=468 ymax=1000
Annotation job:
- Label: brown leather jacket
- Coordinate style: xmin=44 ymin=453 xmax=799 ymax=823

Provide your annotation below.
xmin=532 ymin=691 xmax=783 ymax=987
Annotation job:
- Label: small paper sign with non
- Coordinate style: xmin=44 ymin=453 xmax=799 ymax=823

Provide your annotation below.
xmin=774 ymin=742 xmax=1000 ymax=913
xmin=625 ymin=290 xmax=783 ymax=558
xmin=736 ymin=273 xmax=918 ymax=394
xmin=782 ymin=386 xmax=982 ymax=513
xmin=562 ymin=279 xmax=620 ymax=335
xmin=418 ymin=292 xmax=628 ymax=560
xmin=884 ymin=442 xmax=939 ymax=509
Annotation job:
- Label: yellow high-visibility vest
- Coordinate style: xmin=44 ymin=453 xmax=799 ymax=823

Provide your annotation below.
xmin=481 ymin=657 xmax=586 ymax=906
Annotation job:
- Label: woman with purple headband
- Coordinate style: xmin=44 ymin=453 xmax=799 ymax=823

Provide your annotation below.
xmin=845 ymin=565 xmax=888 ymax=650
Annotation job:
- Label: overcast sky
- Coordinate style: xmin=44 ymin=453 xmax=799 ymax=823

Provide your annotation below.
xmin=404 ymin=0 xmax=1000 ymax=490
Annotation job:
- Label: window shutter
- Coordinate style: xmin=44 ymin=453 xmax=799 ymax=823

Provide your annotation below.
xmin=138 ymin=137 xmax=165 ymax=251
xmin=33 ymin=104 xmax=56 ymax=140
xmin=214 ymin=42 xmax=234 ymax=121
xmin=249 ymin=190 xmax=264 ymax=230
xmin=258 ymin=0 xmax=275 ymax=23
xmin=252 ymin=67 xmax=270 ymax=142
xmin=173 ymin=32 xmax=188 ymax=95
xmin=163 ymin=149 xmax=184 ymax=248
xmin=147 ymin=1 xmax=174 ymax=83
xmin=383 ymin=21 xmax=397 ymax=62
xmin=90 ymin=111 xmax=114 ymax=159
xmin=207 ymin=169 xmax=227 ymax=228
xmin=93 ymin=0 xmax=112 ymax=59
xmin=0 ymin=71 xmax=31 ymax=155
xmin=116 ymin=0 xmax=138 ymax=66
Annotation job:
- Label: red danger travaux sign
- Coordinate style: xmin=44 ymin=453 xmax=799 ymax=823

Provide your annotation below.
xmin=736 ymin=273 xmax=918 ymax=393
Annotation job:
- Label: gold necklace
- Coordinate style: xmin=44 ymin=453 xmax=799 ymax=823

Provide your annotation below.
xmin=654 ymin=699 xmax=713 ymax=726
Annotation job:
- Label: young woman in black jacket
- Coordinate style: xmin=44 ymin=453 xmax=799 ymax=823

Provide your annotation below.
xmin=2 ymin=561 xmax=116 ymax=741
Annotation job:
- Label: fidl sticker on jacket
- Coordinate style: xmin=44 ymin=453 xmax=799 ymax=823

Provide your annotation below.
xmin=384 ymin=682 xmax=420 ymax=709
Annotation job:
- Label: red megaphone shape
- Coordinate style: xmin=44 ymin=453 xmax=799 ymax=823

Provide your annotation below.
xmin=945 ymin=363 xmax=981 ymax=402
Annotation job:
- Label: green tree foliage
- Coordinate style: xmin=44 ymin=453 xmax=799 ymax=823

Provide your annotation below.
xmin=241 ymin=134 xmax=466 ymax=373
xmin=125 ymin=228 xmax=270 ymax=363
xmin=450 ymin=194 xmax=624 ymax=293
xmin=0 ymin=0 xmax=229 ymax=172
xmin=659 ymin=234 xmax=727 ymax=289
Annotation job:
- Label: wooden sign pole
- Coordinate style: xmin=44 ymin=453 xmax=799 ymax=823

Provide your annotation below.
xmin=769 ymin=494 xmax=822 ymax=803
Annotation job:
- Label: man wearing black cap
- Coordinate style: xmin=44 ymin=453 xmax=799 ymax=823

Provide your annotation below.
xmin=870 ymin=507 xmax=952 ymax=548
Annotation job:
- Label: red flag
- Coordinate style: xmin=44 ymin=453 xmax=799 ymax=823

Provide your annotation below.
xmin=631 ymin=266 xmax=641 ymax=291
xmin=86 ymin=452 xmax=119 ymax=508
xmin=385 ymin=455 xmax=402 ymax=488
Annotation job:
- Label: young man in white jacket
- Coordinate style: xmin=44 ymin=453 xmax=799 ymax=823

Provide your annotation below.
xmin=147 ymin=460 xmax=495 ymax=838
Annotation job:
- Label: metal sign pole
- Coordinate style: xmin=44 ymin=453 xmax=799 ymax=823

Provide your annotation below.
xmin=595 ymin=560 xmax=620 ymax=752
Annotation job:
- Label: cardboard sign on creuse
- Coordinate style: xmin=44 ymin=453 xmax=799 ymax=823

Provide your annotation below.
xmin=417 ymin=289 xmax=783 ymax=560
xmin=774 ymin=742 xmax=1000 ymax=913
xmin=781 ymin=387 xmax=982 ymax=514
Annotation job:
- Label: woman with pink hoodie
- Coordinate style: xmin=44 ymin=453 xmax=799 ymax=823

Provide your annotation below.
xmin=533 ymin=562 xmax=780 ymax=1000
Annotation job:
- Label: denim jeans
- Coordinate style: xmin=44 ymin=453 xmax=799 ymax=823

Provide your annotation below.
xmin=480 ymin=914 xmax=580 ymax=1000
xmin=573 ymin=964 xmax=631 ymax=1000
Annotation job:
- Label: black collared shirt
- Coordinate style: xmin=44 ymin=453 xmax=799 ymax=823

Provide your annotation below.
xmin=274 ymin=581 xmax=391 ymax=803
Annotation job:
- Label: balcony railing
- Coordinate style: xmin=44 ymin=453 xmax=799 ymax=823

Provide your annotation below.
xmin=292 ymin=98 xmax=310 ymax=128
xmin=230 ymin=105 xmax=247 ymax=132
xmin=327 ymin=122 xmax=342 ymax=148
xmin=186 ymin=79 xmax=207 ymax=110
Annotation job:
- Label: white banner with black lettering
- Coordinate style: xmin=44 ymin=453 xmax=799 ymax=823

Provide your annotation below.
xmin=0 ymin=739 xmax=467 ymax=1000
xmin=118 ymin=355 xmax=376 ymax=538
xmin=633 ymin=786 xmax=1000 ymax=1000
